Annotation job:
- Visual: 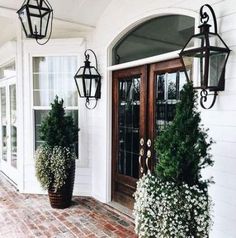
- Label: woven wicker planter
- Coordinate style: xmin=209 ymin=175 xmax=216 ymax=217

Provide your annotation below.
xmin=48 ymin=160 xmax=75 ymax=209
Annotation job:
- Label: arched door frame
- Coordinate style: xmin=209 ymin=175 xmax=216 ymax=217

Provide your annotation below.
xmin=105 ymin=8 xmax=199 ymax=204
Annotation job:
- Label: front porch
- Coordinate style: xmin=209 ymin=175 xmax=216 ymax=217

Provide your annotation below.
xmin=0 ymin=174 xmax=136 ymax=238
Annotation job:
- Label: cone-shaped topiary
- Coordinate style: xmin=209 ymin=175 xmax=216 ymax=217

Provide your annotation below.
xmin=36 ymin=96 xmax=79 ymax=208
xmin=154 ymin=82 xmax=214 ymax=187
xmin=40 ymin=96 xmax=78 ymax=151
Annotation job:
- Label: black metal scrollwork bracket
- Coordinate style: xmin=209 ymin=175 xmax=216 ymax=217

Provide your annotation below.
xmin=200 ymin=4 xmax=217 ymax=33
xmin=200 ymin=89 xmax=218 ymax=109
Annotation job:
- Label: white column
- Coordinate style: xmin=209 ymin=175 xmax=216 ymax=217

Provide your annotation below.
xmin=16 ymin=19 xmax=25 ymax=192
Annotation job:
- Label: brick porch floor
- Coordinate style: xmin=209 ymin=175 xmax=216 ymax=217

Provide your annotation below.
xmin=0 ymin=174 xmax=137 ymax=238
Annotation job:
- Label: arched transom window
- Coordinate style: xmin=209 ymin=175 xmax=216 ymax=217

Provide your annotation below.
xmin=112 ymin=15 xmax=195 ymax=65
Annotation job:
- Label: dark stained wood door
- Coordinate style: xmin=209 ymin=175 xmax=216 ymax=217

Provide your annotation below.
xmin=112 ymin=59 xmax=187 ymax=209
xmin=112 ymin=66 xmax=148 ymax=209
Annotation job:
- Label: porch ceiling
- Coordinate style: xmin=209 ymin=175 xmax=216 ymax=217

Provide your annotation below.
xmin=0 ymin=16 xmax=16 ymax=47
xmin=0 ymin=0 xmax=112 ymax=27
xmin=0 ymin=0 xmax=112 ymax=47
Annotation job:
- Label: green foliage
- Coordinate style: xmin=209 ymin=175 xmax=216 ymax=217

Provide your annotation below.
xmin=40 ymin=96 xmax=78 ymax=150
xmin=35 ymin=145 xmax=76 ymax=191
xmin=154 ymin=82 xmax=214 ymax=186
xmin=35 ymin=96 xmax=78 ymax=191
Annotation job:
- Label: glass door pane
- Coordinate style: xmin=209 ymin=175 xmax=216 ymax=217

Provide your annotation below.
xmin=118 ymin=77 xmax=140 ymax=179
xmin=1 ymin=87 xmax=7 ymax=161
xmin=10 ymin=85 xmax=17 ymax=168
xmin=156 ymin=71 xmax=187 ymax=134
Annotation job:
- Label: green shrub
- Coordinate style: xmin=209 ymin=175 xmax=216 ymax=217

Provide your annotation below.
xmin=154 ymin=82 xmax=214 ymax=187
xmin=35 ymin=96 xmax=78 ymax=191
xmin=40 ymin=96 xmax=78 ymax=150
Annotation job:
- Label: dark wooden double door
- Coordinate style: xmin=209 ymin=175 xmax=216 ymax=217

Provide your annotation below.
xmin=112 ymin=59 xmax=187 ymax=209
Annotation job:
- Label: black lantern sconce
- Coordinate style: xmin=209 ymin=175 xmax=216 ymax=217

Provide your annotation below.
xmin=74 ymin=49 xmax=101 ymax=110
xmin=179 ymin=4 xmax=231 ymax=109
xmin=17 ymin=0 xmax=53 ymax=45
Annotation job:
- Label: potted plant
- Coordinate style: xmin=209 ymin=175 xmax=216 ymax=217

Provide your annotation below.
xmin=134 ymin=82 xmax=214 ymax=237
xmin=35 ymin=96 xmax=78 ymax=209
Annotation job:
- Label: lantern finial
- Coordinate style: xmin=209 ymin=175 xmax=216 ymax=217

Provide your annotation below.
xmin=200 ymin=4 xmax=217 ymax=34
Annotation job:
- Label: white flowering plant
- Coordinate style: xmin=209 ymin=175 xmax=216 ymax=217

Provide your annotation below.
xmin=133 ymin=173 xmax=213 ymax=238
xmin=35 ymin=145 xmax=76 ymax=192
xmin=133 ymin=83 xmax=214 ymax=237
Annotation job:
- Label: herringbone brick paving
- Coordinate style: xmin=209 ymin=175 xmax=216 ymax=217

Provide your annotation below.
xmin=0 ymin=174 xmax=137 ymax=238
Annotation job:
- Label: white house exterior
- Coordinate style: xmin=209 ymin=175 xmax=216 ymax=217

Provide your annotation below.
xmin=0 ymin=0 xmax=236 ymax=237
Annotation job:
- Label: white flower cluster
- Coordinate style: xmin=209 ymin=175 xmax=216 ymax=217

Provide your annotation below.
xmin=133 ymin=173 xmax=213 ymax=238
xmin=50 ymin=146 xmax=76 ymax=191
xmin=35 ymin=145 xmax=76 ymax=191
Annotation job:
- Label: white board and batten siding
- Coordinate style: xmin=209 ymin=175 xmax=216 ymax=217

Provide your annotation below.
xmin=88 ymin=0 xmax=236 ymax=237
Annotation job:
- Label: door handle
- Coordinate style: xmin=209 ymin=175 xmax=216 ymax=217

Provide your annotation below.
xmin=146 ymin=139 xmax=152 ymax=172
xmin=139 ymin=138 xmax=145 ymax=174
xmin=147 ymin=139 xmax=151 ymax=148
xmin=139 ymin=138 xmax=152 ymax=174
xmin=146 ymin=149 xmax=151 ymax=173
xmin=140 ymin=138 xmax=144 ymax=146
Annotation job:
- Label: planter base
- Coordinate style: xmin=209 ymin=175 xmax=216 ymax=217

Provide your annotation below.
xmin=48 ymin=160 xmax=75 ymax=209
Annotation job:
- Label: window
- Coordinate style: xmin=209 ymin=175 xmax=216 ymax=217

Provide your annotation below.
xmin=32 ymin=56 xmax=78 ymax=151
xmin=112 ymin=15 xmax=195 ymax=65
xmin=0 ymin=61 xmax=16 ymax=79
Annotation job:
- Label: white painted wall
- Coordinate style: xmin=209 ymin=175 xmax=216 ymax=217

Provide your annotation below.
xmin=87 ymin=0 xmax=236 ymax=237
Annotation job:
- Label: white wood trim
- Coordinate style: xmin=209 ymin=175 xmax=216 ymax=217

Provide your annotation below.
xmin=16 ymin=20 xmax=24 ymax=193
xmin=108 ymin=51 xmax=180 ymax=71
xmin=24 ymin=38 xmax=85 ymax=52
xmin=0 ymin=77 xmax=18 ymax=183
xmin=32 ymin=106 xmax=79 ymax=110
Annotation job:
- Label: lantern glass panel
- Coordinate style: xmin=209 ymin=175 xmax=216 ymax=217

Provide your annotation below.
xmin=30 ymin=16 xmax=41 ymax=36
xmin=28 ymin=6 xmax=40 ymax=15
xmin=90 ymin=79 xmax=96 ymax=97
xmin=184 ymin=35 xmax=206 ymax=49
xmin=182 ymin=50 xmax=206 ymax=88
xmin=42 ymin=1 xmax=50 ymax=9
xmin=209 ymin=51 xmax=228 ymax=88
xmin=19 ymin=8 xmax=31 ymax=36
xmin=84 ymin=78 xmax=91 ymax=96
xmin=41 ymin=12 xmax=50 ymax=36
xmin=90 ymin=67 xmax=99 ymax=76
xmin=84 ymin=67 xmax=91 ymax=76
xmin=75 ymin=77 xmax=85 ymax=97
xmin=184 ymin=33 xmax=227 ymax=50
xmin=209 ymin=34 xmax=227 ymax=48
xmin=76 ymin=67 xmax=84 ymax=77
xmin=29 ymin=0 xmax=38 ymax=6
